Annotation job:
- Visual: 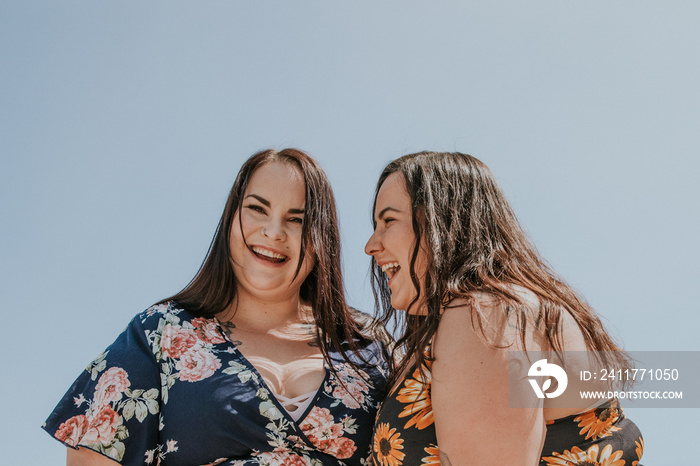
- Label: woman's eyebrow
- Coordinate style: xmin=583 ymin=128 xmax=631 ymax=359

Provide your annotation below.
xmin=245 ymin=194 xmax=304 ymax=214
xmin=245 ymin=194 xmax=270 ymax=206
xmin=377 ymin=206 xmax=401 ymax=219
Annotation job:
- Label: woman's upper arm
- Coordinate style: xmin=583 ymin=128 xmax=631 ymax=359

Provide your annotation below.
xmin=431 ymin=304 xmax=545 ymax=466
xmin=45 ymin=312 xmax=162 ymax=465
xmin=67 ymin=447 xmax=120 ymax=466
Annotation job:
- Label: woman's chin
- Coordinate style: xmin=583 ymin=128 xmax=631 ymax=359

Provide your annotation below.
xmin=388 ymin=297 xmax=405 ymax=312
xmin=389 ymin=301 xmax=419 ymax=315
xmin=391 ymin=297 xmax=428 ymax=315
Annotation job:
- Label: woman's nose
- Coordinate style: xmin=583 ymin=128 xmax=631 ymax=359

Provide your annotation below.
xmin=364 ymin=230 xmax=382 ymax=256
xmin=262 ymin=218 xmax=287 ymax=241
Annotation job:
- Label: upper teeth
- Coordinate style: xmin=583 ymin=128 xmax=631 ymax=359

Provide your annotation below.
xmin=252 ymin=247 xmax=286 ymax=260
xmin=381 ymin=262 xmax=400 ymax=272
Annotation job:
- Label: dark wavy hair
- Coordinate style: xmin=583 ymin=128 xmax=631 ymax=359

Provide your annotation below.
xmin=162 ymin=148 xmax=376 ymax=369
xmin=370 ymin=151 xmax=631 ymax=385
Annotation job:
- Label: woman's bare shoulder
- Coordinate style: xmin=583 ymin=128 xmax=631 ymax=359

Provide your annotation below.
xmin=446 ymin=285 xmax=540 ymax=313
xmin=443 ymin=286 xmax=542 ymax=349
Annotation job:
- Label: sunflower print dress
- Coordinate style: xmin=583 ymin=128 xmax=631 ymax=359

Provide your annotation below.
xmin=44 ymin=301 xmax=390 ymax=466
xmin=370 ymin=345 xmax=644 ymax=466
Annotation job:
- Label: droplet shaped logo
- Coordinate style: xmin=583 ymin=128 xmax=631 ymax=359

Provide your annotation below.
xmin=528 ymin=359 xmax=568 ymax=399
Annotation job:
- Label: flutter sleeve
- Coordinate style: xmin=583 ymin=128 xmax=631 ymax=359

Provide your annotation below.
xmin=43 ymin=311 xmax=161 ymax=465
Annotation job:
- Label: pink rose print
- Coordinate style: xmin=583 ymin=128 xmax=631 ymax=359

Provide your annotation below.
xmin=305 ymin=406 xmax=335 ymax=427
xmin=94 ymin=367 xmax=130 ymax=406
xmin=327 ymin=364 xmax=370 ymax=409
xmin=146 ymin=303 xmax=169 ymax=317
xmin=300 ymin=406 xmax=357 ymax=459
xmin=161 ymin=324 xmax=198 ymax=359
xmin=301 ymin=407 xmax=339 ymax=440
xmin=82 ymin=405 xmax=120 ymax=445
xmin=284 ymin=454 xmax=312 ymax=466
xmin=332 ymin=385 xmax=364 ymax=409
xmin=54 ymin=414 xmax=88 ymax=447
xmin=255 ymin=452 xmax=311 ymax=466
xmin=192 ymin=317 xmax=226 ymax=344
xmin=313 ymin=437 xmax=357 ymax=460
xmin=324 ymin=436 xmax=357 ymax=459
xmin=175 ymin=347 xmax=221 ymax=382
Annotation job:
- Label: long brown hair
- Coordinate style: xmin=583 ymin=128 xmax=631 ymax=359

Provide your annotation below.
xmin=163 ymin=148 xmax=371 ymax=369
xmin=370 ymin=151 xmax=631 ymax=385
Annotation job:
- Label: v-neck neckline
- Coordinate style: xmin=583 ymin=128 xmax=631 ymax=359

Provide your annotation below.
xmin=213 ymin=317 xmax=329 ymax=426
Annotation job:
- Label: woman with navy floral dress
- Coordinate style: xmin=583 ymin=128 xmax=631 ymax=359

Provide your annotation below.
xmin=44 ymin=148 xmax=390 ymax=466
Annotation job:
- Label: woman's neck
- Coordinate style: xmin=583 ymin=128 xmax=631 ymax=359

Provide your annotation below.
xmin=218 ymin=291 xmax=312 ymax=333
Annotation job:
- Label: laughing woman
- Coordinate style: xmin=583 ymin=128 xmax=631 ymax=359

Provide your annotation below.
xmin=44 ymin=149 xmax=390 ymax=466
xmin=365 ymin=152 xmax=643 ymax=466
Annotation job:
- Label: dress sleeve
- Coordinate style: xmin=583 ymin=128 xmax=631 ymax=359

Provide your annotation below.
xmin=43 ymin=312 xmax=161 ymax=465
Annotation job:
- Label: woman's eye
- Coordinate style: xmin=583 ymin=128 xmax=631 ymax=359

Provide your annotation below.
xmin=289 ymin=217 xmax=303 ymax=224
xmin=246 ymin=205 xmax=266 ymax=214
xmin=383 ymin=217 xmax=395 ymax=225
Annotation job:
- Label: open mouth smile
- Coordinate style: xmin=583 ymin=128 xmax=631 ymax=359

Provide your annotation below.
xmin=250 ymin=246 xmax=289 ymax=264
xmin=381 ymin=262 xmax=401 ymax=280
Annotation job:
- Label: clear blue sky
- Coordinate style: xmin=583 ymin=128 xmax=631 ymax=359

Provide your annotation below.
xmin=2 ymin=2 xmax=698 ymax=463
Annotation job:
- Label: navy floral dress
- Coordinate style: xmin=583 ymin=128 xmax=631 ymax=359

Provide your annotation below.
xmin=43 ymin=301 xmax=389 ymax=466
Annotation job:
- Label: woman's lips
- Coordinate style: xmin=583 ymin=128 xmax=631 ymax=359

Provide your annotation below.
xmin=249 ymin=246 xmax=288 ymax=265
xmin=388 ymin=267 xmax=399 ymax=287
xmin=381 ymin=263 xmax=401 ymax=286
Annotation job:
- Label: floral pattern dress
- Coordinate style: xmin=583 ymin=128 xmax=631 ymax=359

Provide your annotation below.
xmin=43 ymin=301 xmax=389 ymax=466
xmin=370 ymin=345 xmax=644 ymax=466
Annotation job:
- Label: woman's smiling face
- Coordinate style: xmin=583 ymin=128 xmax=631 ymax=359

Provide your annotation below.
xmin=365 ymin=172 xmax=427 ymax=313
xmin=229 ymin=161 xmax=315 ymax=302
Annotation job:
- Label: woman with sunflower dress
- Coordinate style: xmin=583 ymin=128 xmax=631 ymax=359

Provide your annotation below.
xmin=364 ymin=152 xmax=643 ymax=466
xmin=43 ymin=149 xmax=391 ymax=466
